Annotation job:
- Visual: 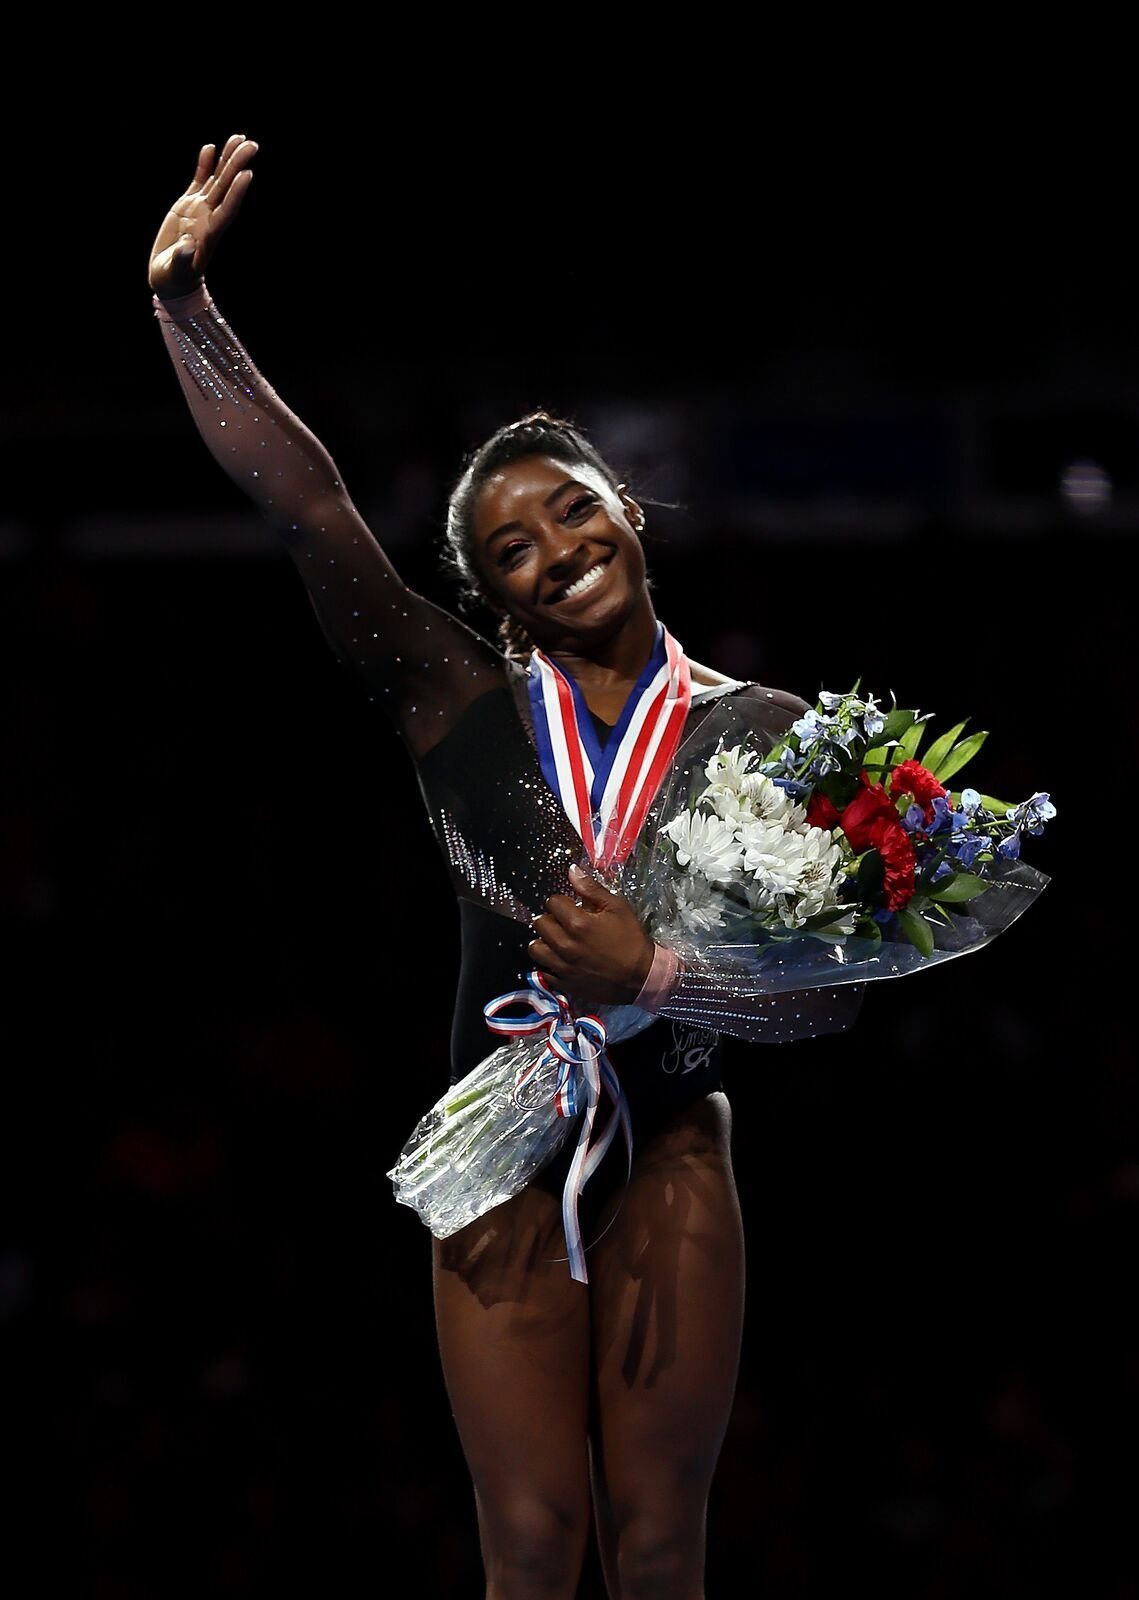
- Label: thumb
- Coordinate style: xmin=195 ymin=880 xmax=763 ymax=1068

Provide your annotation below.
xmin=568 ymin=861 xmax=617 ymax=907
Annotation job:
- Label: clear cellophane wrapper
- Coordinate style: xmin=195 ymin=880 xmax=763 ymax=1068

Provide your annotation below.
xmin=611 ymin=697 xmax=1051 ymax=1036
xmin=390 ymin=1036 xmax=573 ymax=1239
xmin=388 ymin=1003 xmax=650 ymax=1238
xmin=390 ymin=691 xmax=1050 ymax=1236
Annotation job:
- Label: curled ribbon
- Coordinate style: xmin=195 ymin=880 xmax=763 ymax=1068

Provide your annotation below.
xmin=483 ymin=970 xmax=632 ymax=1283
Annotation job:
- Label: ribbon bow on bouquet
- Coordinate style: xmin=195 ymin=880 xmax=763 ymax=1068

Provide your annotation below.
xmin=389 ymin=970 xmax=631 ymax=1283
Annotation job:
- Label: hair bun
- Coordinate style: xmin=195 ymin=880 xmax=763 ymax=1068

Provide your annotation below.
xmin=505 ymin=409 xmax=571 ymax=434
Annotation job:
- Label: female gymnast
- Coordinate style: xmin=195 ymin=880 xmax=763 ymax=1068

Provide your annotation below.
xmin=148 ymin=133 xmax=863 ymax=1600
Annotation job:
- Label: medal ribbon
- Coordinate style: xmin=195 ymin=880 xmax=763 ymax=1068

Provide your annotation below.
xmin=527 ymin=623 xmax=692 ymax=868
xmin=484 ymin=970 xmax=631 ymax=1283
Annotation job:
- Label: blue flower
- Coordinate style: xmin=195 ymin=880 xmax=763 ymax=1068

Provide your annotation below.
xmin=903 ymin=803 xmax=925 ymax=832
xmin=1010 ymin=791 xmax=1057 ymax=836
xmin=771 ymin=777 xmax=810 ymax=800
xmin=960 ymin=787 xmax=982 ymax=814
xmin=861 ymin=696 xmax=886 ymax=737
xmin=872 ymin=907 xmax=897 ymax=926
xmin=761 ymin=747 xmax=799 ymax=778
xmin=931 ymin=859 xmax=955 ymax=882
xmin=950 ymin=833 xmax=991 ymax=868
xmin=818 ymin=690 xmax=844 ymax=712
xmin=927 ymin=795 xmax=955 ymax=834
xmin=792 ymin=710 xmax=823 ymax=742
xmin=996 ymin=833 xmax=1022 ymax=860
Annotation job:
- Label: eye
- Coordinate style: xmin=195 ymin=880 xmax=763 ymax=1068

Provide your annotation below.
xmin=499 ymin=540 xmax=530 ymax=569
xmin=563 ymin=493 xmax=598 ymax=520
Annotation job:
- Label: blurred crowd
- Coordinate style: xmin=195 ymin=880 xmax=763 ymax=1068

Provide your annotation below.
xmin=0 ymin=514 xmax=1126 ymax=1594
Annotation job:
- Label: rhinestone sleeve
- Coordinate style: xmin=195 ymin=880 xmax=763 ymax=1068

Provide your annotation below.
xmin=152 ymin=284 xmax=504 ymax=757
xmin=657 ymin=962 xmax=866 ymax=1043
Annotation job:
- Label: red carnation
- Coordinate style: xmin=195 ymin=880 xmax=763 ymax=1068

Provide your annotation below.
xmin=889 ymin=759 xmax=948 ymax=825
xmin=835 ymin=772 xmax=897 ymax=852
xmin=870 ymin=814 xmax=916 ymax=910
xmin=806 ymin=791 xmax=840 ymax=831
xmin=812 ymin=769 xmax=916 ymax=911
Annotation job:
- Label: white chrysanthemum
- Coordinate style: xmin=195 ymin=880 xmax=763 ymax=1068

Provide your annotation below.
xmin=707 ymin=785 xmax=755 ymax=827
xmin=701 ymin=745 xmax=762 ymax=825
xmin=738 ymin=771 xmax=807 ymax=829
xmin=776 ymin=827 xmax=847 ymax=929
xmin=737 ymin=818 xmax=807 ymax=895
xmin=670 ymin=873 xmax=728 ymax=935
xmin=663 ymin=809 xmax=743 ymax=882
xmin=703 ymin=745 xmax=756 ymax=791
xmin=743 ymin=875 xmax=782 ymax=922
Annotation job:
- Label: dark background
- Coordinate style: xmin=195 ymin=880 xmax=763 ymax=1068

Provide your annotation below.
xmin=1 ymin=94 xmax=1132 ymax=1596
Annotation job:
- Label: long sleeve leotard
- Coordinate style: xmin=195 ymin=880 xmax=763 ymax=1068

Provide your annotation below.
xmin=153 ymin=285 xmax=864 ymax=1126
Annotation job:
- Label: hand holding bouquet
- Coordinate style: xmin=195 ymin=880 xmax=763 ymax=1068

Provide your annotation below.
xmin=391 ymin=683 xmax=1055 ymax=1255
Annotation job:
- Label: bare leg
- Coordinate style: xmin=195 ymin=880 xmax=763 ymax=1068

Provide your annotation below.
xmin=432 ymin=1181 xmax=593 ymax=1600
xmin=587 ymin=1092 xmax=746 ymax=1600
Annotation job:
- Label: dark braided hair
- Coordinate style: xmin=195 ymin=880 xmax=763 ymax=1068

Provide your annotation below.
xmin=444 ymin=410 xmax=631 ymax=662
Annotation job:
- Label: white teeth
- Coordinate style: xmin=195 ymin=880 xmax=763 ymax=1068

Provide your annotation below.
xmin=560 ymin=563 xmax=605 ymax=600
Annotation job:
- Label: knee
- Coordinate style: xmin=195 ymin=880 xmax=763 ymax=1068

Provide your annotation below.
xmin=611 ymin=1465 xmax=710 ymax=1600
xmin=483 ymin=1497 xmax=586 ymax=1598
xmin=616 ymin=1514 xmax=704 ymax=1600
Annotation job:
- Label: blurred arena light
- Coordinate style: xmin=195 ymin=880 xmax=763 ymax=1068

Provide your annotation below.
xmin=1059 ymin=457 xmax=1112 ymax=515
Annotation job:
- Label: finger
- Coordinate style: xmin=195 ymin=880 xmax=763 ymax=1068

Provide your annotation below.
xmin=186 ymin=142 xmax=215 ymax=194
xmin=213 ymin=132 xmax=247 ymax=173
xmin=526 ymin=937 xmax=567 ymax=977
xmin=212 ymin=134 xmax=256 ymax=197
xmin=212 ymin=166 xmax=254 ymax=233
xmin=568 ymin=862 xmax=619 ymax=908
xmin=540 ymin=894 xmax=587 ymax=934
xmin=530 ymin=912 xmax=576 ymax=959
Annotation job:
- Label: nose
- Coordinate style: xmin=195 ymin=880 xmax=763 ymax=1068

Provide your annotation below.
xmin=542 ymin=525 xmax=587 ymax=579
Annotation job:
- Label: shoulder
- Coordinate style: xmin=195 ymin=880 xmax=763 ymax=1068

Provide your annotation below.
xmin=745 ymin=684 xmax=813 ymax=720
xmin=717 ymin=680 xmax=813 ymax=722
xmin=687 ymin=659 xmax=812 ymax=723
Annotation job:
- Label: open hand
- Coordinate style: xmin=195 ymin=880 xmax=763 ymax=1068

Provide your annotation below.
xmin=528 ymin=863 xmax=655 ymax=1009
xmin=148 ymin=134 xmax=258 ymax=298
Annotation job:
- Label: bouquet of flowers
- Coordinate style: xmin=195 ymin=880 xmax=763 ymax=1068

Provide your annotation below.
xmin=390 ymin=685 xmax=1054 ymax=1259
xmin=627 ymin=685 xmax=1055 ymax=986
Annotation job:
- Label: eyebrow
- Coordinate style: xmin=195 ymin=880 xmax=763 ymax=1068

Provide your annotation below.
xmin=483 ymin=480 xmax=584 ymax=548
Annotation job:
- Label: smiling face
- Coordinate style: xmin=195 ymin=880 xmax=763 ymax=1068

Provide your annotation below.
xmin=469 ymin=454 xmax=653 ymax=655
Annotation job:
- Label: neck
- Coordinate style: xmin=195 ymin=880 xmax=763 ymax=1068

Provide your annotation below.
xmin=541 ymin=604 xmax=662 ymax=697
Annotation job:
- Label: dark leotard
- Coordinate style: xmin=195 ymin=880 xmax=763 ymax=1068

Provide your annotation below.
xmin=416 ymin=684 xmax=728 ymax=1206
xmin=152 ymin=287 xmax=864 ymax=1219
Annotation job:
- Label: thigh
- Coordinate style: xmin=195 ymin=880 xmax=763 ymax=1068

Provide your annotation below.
xmin=432 ymin=1178 xmax=594 ymax=1562
xmin=588 ymin=1091 xmax=746 ymax=1515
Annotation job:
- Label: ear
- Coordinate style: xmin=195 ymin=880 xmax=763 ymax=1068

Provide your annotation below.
xmin=616 ymin=483 xmax=646 ymax=533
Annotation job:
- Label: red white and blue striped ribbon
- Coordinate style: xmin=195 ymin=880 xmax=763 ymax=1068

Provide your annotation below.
xmin=527 ymin=623 xmax=692 ymax=869
xmin=484 ymin=970 xmax=631 ymax=1283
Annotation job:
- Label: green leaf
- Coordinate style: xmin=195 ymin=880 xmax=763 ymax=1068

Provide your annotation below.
xmin=879 ymin=708 xmax=916 ymax=744
xmin=928 ymin=872 xmax=987 ymax=902
xmin=935 ymin=730 xmax=988 ymax=783
xmin=896 ymin=906 xmax=935 ymax=958
xmin=910 ymin=896 xmax=955 ymax=927
xmin=923 ymin=720 xmax=968 ymax=778
xmin=857 ymin=849 xmax=885 ymax=900
xmin=897 ymin=718 xmax=928 ymax=761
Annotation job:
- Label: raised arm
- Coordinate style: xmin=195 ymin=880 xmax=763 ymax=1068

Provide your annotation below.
xmin=148 ymin=135 xmax=502 ymax=756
